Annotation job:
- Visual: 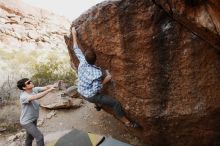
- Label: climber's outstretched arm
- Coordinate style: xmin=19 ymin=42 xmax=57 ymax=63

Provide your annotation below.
xmin=71 ymin=27 xmax=86 ymax=63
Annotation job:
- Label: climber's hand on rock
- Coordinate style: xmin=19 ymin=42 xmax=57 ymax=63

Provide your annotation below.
xmin=102 ymin=73 xmax=112 ymax=85
xmin=72 ymin=27 xmax=77 ymax=36
xmin=105 ymin=70 xmax=112 ymax=81
xmin=105 ymin=70 xmax=110 ymax=76
xmin=106 ymin=74 xmax=112 ymax=81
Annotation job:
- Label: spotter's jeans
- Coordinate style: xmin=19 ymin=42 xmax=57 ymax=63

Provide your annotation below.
xmin=22 ymin=120 xmax=44 ymax=146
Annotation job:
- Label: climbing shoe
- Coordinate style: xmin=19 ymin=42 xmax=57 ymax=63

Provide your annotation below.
xmin=125 ymin=121 xmax=141 ymax=129
xmin=94 ymin=105 xmax=102 ymax=111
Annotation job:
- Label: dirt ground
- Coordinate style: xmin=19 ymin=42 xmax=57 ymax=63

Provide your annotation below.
xmin=0 ymin=100 xmax=146 ymax=146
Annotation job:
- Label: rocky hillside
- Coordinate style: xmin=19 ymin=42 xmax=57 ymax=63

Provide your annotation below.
xmin=65 ymin=0 xmax=220 ymax=145
xmin=0 ymin=0 xmax=70 ymax=84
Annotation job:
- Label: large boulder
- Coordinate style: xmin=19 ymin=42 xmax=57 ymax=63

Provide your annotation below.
xmin=39 ymin=86 xmax=83 ymax=109
xmin=64 ymin=0 xmax=220 ymax=145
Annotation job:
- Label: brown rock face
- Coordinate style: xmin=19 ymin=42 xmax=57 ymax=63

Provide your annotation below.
xmin=65 ymin=0 xmax=220 ymax=145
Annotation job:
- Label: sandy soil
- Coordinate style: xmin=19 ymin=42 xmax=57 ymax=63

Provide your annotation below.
xmin=0 ymin=100 xmax=146 ymax=146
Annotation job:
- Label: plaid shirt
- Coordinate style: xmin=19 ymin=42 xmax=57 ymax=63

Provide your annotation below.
xmin=73 ymin=46 xmax=102 ymax=98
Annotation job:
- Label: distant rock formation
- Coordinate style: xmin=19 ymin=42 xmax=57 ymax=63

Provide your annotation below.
xmin=0 ymin=0 xmax=70 ymax=52
xmin=0 ymin=0 xmax=71 ymax=89
xmin=65 ymin=0 xmax=220 ymax=145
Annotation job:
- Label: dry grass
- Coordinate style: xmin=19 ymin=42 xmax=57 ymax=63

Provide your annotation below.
xmin=0 ymin=100 xmax=21 ymax=133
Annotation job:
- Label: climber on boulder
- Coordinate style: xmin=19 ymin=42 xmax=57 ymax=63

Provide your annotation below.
xmin=71 ymin=27 xmax=139 ymax=128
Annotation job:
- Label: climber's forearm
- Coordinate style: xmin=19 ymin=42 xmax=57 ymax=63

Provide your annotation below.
xmin=102 ymin=74 xmax=112 ymax=86
xmin=71 ymin=27 xmax=86 ymax=62
xmin=72 ymin=27 xmax=78 ymax=48
xmin=72 ymin=33 xmax=78 ymax=49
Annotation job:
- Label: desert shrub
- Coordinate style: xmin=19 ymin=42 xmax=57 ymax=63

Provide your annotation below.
xmin=0 ymin=48 xmax=76 ymax=102
xmin=31 ymin=56 xmax=77 ymax=87
xmin=0 ymin=74 xmax=21 ymax=103
xmin=0 ymin=101 xmax=21 ymax=133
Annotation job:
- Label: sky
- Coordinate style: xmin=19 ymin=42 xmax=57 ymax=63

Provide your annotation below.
xmin=22 ymin=0 xmax=105 ymax=20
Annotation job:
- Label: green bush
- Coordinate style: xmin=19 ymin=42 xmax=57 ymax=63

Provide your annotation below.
xmin=31 ymin=57 xmax=77 ymax=87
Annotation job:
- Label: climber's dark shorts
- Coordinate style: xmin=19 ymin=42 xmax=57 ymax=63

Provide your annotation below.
xmin=85 ymin=93 xmax=125 ymax=118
